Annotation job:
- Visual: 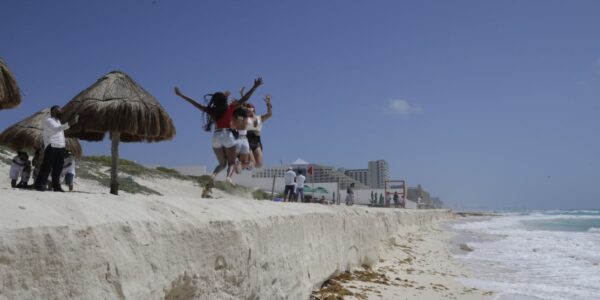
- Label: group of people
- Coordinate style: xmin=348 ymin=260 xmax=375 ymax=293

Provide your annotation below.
xmin=283 ymin=167 xmax=306 ymax=202
xmin=8 ymin=105 xmax=78 ymax=192
xmin=174 ymin=77 xmax=272 ymax=185
xmin=370 ymin=191 xmax=406 ymax=208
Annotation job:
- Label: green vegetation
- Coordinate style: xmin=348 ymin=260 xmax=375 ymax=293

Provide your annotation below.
xmin=192 ymin=175 xmax=271 ymax=200
xmin=252 ymin=189 xmax=271 ymax=200
xmin=77 ymin=158 xmax=162 ymax=195
xmin=119 ymin=177 xmax=162 ymax=195
xmin=0 ymin=150 xmax=270 ymax=198
xmin=0 ymin=146 xmax=13 ymax=165
xmin=155 ymin=166 xmax=189 ymax=180
xmin=82 ymin=156 xmax=164 ymax=177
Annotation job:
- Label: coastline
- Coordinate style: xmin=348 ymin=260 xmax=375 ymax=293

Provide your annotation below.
xmin=312 ymin=216 xmax=496 ymax=300
xmin=0 ymin=180 xmax=453 ymax=299
xmin=0 ymin=155 xmax=493 ymax=299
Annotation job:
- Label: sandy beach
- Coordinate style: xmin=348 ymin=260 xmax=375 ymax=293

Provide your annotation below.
xmin=312 ymin=219 xmax=495 ymax=300
xmin=0 ymin=151 xmax=493 ymax=299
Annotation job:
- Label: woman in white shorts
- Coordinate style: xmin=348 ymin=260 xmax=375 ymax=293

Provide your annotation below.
xmin=228 ymin=106 xmax=251 ymax=177
xmin=175 ymin=77 xmax=263 ymax=184
xmin=245 ymin=94 xmax=273 ymax=168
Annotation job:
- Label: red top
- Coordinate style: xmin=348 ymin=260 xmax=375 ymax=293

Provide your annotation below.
xmin=215 ymin=104 xmax=236 ymax=129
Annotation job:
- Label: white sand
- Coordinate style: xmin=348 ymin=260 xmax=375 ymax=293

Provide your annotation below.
xmin=0 ymin=156 xmax=489 ymax=299
xmin=312 ymin=223 xmax=495 ymax=299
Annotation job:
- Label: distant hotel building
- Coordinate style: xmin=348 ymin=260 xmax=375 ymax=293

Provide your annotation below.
xmin=252 ymin=163 xmax=368 ymax=190
xmin=344 ymin=169 xmax=368 ymax=187
xmin=251 ymin=158 xmax=390 ymax=190
xmin=368 ymin=160 xmax=390 ymax=189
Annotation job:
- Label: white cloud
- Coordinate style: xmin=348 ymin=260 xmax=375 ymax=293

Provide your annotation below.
xmin=388 ymin=99 xmax=422 ymax=116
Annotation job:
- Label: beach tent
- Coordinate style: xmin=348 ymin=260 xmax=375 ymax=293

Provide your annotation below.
xmin=302 ymin=184 xmax=314 ymax=193
xmin=0 ymin=58 xmax=21 ymax=110
xmin=313 ymin=186 xmax=329 ymax=194
xmin=0 ymin=108 xmax=82 ymax=157
xmin=61 ymin=71 xmax=175 ymax=195
xmin=291 ymin=158 xmax=309 ymax=166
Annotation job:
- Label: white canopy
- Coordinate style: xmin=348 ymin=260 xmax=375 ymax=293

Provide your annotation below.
xmin=291 ymin=158 xmax=309 ymax=165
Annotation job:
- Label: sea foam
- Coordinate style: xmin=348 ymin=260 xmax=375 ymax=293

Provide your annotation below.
xmin=453 ymin=211 xmax=600 ymax=300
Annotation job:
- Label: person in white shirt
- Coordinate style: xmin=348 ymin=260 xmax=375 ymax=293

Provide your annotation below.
xmin=295 ymin=171 xmax=306 ymax=202
xmin=34 ymin=105 xmax=78 ymax=192
xmin=9 ymin=152 xmax=28 ymax=188
xmin=61 ymin=151 xmax=76 ymax=191
xmin=283 ymin=167 xmax=296 ymax=202
xmin=245 ymin=94 xmax=273 ymax=168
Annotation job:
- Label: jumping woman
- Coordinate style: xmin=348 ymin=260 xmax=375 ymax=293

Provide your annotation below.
xmin=175 ymin=77 xmax=263 ymax=184
xmin=245 ymin=94 xmax=272 ymax=168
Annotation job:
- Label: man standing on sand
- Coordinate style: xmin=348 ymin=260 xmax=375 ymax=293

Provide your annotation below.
xmin=34 ymin=105 xmax=78 ymax=192
xmin=345 ymin=183 xmax=355 ymax=206
xmin=393 ymin=191 xmax=400 ymax=208
xmin=295 ymin=170 xmax=306 ymax=202
xmin=283 ymin=167 xmax=296 ymax=202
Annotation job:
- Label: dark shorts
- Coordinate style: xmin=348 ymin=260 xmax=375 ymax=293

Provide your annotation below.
xmin=65 ymin=173 xmax=74 ymax=185
xmin=247 ymin=131 xmax=263 ymax=151
xmin=284 ymin=185 xmax=295 ymax=196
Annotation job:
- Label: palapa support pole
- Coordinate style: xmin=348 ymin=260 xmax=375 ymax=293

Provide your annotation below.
xmin=110 ymin=132 xmax=120 ymax=195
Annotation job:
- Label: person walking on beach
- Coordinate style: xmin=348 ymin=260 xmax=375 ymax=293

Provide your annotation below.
xmin=61 ymin=151 xmax=76 ymax=191
xmin=346 ymin=183 xmax=355 ymax=206
xmin=295 ymin=170 xmax=306 ymax=202
xmin=393 ymin=191 xmax=400 ymax=208
xmin=283 ymin=167 xmax=296 ymax=202
xmin=174 ymin=78 xmax=262 ymax=185
xmin=245 ymin=94 xmax=272 ymax=168
xmin=9 ymin=151 xmax=28 ymax=188
xmin=34 ymin=105 xmax=78 ymax=192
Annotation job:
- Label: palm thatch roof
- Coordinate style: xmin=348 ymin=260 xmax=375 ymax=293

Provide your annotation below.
xmin=61 ymin=71 xmax=176 ymax=142
xmin=0 ymin=58 xmax=21 ymax=110
xmin=0 ymin=108 xmax=83 ymax=157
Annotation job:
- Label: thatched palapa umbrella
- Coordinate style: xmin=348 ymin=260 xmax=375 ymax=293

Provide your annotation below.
xmin=61 ymin=71 xmax=176 ymax=195
xmin=0 ymin=108 xmax=83 ymax=156
xmin=0 ymin=58 xmax=22 ymax=110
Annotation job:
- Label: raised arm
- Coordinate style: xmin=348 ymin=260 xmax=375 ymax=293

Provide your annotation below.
xmin=237 ymin=77 xmax=263 ymax=105
xmin=174 ymin=87 xmax=209 ymax=113
xmin=261 ymin=94 xmax=273 ymax=121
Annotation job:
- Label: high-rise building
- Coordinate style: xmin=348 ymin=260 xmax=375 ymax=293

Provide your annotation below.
xmin=344 ymin=169 xmax=368 ymax=187
xmin=367 ymin=160 xmax=390 ymax=189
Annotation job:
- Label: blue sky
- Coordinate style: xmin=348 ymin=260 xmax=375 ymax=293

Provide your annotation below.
xmin=2 ymin=0 xmax=599 ymax=209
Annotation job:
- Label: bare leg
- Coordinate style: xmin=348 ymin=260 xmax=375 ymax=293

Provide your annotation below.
xmin=224 ymin=146 xmax=238 ymax=180
xmin=239 ymin=153 xmax=250 ymax=168
xmin=248 ymin=151 xmax=256 ymax=167
xmin=212 ymin=147 xmax=227 ymax=179
xmin=253 ymin=147 xmax=263 ymax=168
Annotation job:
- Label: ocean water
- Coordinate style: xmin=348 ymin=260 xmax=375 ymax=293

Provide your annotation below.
xmin=452 ymin=211 xmax=600 ymax=300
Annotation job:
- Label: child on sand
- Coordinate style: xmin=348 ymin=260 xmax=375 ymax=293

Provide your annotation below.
xmin=61 ymin=151 xmax=76 ymax=191
xmin=346 ymin=183 xmax=355 ymax=206
xmin=9 ymin=152 xmax=29 ymax=188
xmin=18 ymin=163 xmax=32 ymax=188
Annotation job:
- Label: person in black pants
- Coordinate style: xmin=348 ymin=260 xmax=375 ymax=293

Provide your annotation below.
xmin=34 ymin=106 xmax=78 ymax=192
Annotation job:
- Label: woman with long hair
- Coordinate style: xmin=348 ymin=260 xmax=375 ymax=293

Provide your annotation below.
xmin=245 ymin=94 xmax=272 ymax=168
xmin=175 ymin=77 xmax=263 ymax=184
